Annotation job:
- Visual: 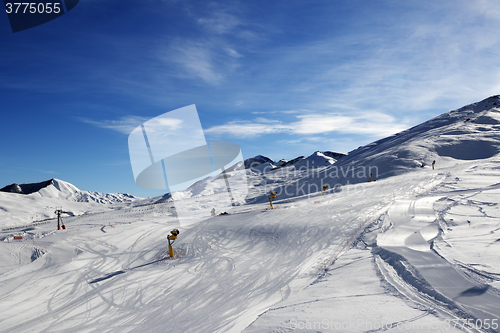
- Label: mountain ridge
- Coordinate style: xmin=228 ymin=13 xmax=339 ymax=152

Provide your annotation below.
xmin=0 ymin=178 xmax=138 ymax=204
xmin=244 ymin=150 xmax=346 ymax=172
xmin=0 ymin=179 xmax=54 ymax=195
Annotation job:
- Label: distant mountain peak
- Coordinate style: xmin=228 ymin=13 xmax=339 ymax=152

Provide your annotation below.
xmin=243 ymin=150 xmax=346 ymax=172
xmin=316 ymin=151 xmax=346 ymax=160
xmin=0 ymin=179 xmax=55 ymax=195
xmin=244 ymin=155 xmax=274 ymax=169
xmin=0 ymin=178 xmax=138 ymax=204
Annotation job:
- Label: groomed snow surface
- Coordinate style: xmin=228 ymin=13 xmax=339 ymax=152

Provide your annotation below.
xmin=2 ymin=96 xmax=500 ymax=332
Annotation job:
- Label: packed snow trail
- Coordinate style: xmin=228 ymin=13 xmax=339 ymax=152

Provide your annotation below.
xmin=379 ymin=197 xmax=500 ymax=332
xmin=1 ymin=206 xmax=366 ymax=333
xmin=244 ymin=249 xmax=468 ymax=333
xmin=0 ymin=171 xmax=441 ymax=333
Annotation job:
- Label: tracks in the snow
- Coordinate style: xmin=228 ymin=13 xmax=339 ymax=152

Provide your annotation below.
xmin=376 ymin=196 xmax=500 ymax=332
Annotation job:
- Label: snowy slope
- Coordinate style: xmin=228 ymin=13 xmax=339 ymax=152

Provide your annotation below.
xmin=275 ymin=159 xmax=288 ymax=167
xmin=244 ymin=155 xmax=274 ymax=169
xmin=256 ymin=95 xmax=500 ymax=203
xmin=0 ymin=179 xmax=144 ymax=229
xmin=186 ymin=94 xmax=500 ymax=209
xmin=0 ymin=179 xmax=54 ymax=194
xmin=1 ymin=96 xmax=500 ymax=332
xmin=0 ymin=178 xmax=138 ymax=204
xmin=284 ymin=151 xmax=339 ymax=170
xmin=31 ymin=178 xmax=138 ymax=204
xmin=249 ymin=161 xmax=276 ymax=173
xmin=0 ymin=170 xmax=435 ymax=333
xmin=334 ymin=95 xmax=500 ymax=179
xmin=244 ymin=151 xmax=344 ymax=173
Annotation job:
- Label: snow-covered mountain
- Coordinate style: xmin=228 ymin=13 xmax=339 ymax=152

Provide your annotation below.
xmin=0 ymin=178 xmax=144 ymax=229
xmin=258 ymin=95 xmax=500 ymax=202
xmin=244 ymin=155 xmax=274 ymax=169
xmin=2 ymin=96 xmax=500 ymax=332
xmin=0 ymin=179 xmax=54 ymax=194
xmin=157 ymin=150 xmax=346 ymax=205
xmin=280 ymin=151 xmax=343 ymax=170
xmin=1 ymin=178 xmax=138 ymax=204
xmin=333 ymin=95 xmax=500 ymax=178
xmin=244 ymin=150 xmax=345 ymax=173
xmin=157 ymin=95 xmax=500 ymax=208
xmin=275 ymin=159 xmax=288 ymax=167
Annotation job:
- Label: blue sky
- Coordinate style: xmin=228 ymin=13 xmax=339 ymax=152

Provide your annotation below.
xmin=1 ymin=0 xmax=500 ymax=197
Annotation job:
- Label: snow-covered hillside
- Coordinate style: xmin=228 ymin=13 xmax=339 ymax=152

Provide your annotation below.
xmin=253 ymin=95 xmax=500 ymax=203
xmin=1 ymin=178 xmax=138 ymax=204
xmin=1 ymin=96 xmax=500 ymax=332
xmin=336 ymin=95 xmax=500 ymax=179
xmin=244 ymin=150 xmax=345 ymax=173
xmin=244 ymin=155 xmax=274 ymax=169
xmin=283 ymin=151 xmax=340 ymax=170
xmin=0 ymin=179 xmax=143 ymax=229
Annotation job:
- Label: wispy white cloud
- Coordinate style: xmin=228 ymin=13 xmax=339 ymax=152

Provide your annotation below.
xmin=144 ymin=117 xmax=184 ymax=134
xmin=197 ymin=12 xmax=242 ymax=34
xmin=226 ymin=48 xmax=242 ymax=58
xmin=154 ymin=4 xmax=253 ymax=86
xmin=163 ymin=40 xmax=224 ymax=85
xmin=205 ymin=120 xmax=291 ymax=138
xmin=238 ymin=1 xmax=500 ymax=123
xmin=293 ymin=112 xmax=405 ymax=135
xmin=251 ymin=110 xmax=305 ymax=115
xmin=80 ymin=115 xmax=185 ymax=135
xmin=79 ymin=116 xmax=150 ymax=135
xmin=277 ymin=136 xmax=324 ymax=145
xmin=40 ymin=170 xmax=57 ymax=174
xmin=205 ymin=112 xmax=408 ymax=138
xmin=253 ymin=117 xmax=281 ymax=123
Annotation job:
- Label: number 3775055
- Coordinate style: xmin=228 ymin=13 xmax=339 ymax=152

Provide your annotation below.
xmin=5 ymin=3 xmax=61 ymax=14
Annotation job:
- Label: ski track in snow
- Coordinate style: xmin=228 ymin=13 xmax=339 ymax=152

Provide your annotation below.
xmin=0 ymin=171 xmax=441 ymax=333
xmin=1 ymin=166 xmax=491 ymax=333
xmin=2 ymin=97 xmax=500 ymax=332
xmin=379 ymin=195 xmax=500 ymax=332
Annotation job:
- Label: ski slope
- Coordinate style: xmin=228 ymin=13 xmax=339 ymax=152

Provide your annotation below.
xmin=0 ymin=179 xmax=145 ymax=230
xmin=0 ymin=169 xmax=442 ymax=332
xmin=245 ymin=158 xmax=500 ymax=333
xmin=1 ymin=96 xmax=500 ymax=332
xmin=379 ymin=196 xmax=500 ymax=327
